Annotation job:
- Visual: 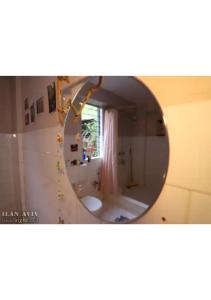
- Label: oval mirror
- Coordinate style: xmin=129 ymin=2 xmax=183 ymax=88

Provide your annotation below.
xmin=63 ymin=76 xmax=169 ymax=223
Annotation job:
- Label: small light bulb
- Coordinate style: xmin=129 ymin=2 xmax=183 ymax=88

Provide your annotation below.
xmin=12 ymin=134 xmax=16 ymax=138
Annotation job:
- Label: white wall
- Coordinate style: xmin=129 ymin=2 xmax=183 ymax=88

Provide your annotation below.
xmin=19 ymin=76 xmax=100 ymax=223
xmin=0 ymin=77 xmax=21 ymax=213
xmin=140 ymin=99 xmax=211 ymax=224
xmin=17 ymin=76 xmax=211 ymax=224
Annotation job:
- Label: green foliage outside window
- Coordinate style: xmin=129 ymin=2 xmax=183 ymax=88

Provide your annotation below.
xmin=81 ymin=104 xmax=100 ymax=158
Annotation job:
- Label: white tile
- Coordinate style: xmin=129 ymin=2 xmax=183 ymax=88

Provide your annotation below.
xmin=22 ymin=148 xmax=100 ymax=224
xmin=188 ymin=192 xmax=211 ymax=224
xmin=139 ymin=185 xmax=190 ymax=224
xmin=164 ymin=100 xmax=211 ymax=194
xmin=23 ymin=126 xmax=62 ymax=156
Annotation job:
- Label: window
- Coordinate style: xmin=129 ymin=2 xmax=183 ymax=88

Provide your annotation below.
xmin=81 ymin=104 xmax=102 ymax=159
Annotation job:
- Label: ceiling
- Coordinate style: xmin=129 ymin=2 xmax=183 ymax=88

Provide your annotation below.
xmin=139 ymin=76 xmax=211 ymax=106
xmin=100 ymin=76 xmax=153 ymax=105
xmin=70 ymin=76 xmax=211 ymax=108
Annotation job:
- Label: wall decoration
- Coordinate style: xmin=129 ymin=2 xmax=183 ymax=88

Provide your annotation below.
xmin=56 ymin=76 xmax=102 ymax=125
xmin=58 ymin=216 xmax=64 ymax=224
xmin=25 ymin=113 xmax=29 ymax=126
xmin=65 ymin=160 xmax=70 ymax=167
xmin=71 ymin=144 xmax=78 ymax=152
xmin=57 ymin=191 xmax=65 ymax=201
xmin=47 ymin=82 xmax=56 ymax=113
xmin=70 ymin=159 xmax=81 ymax=166
xmin=56 ymin=161 xmax=64 ymax=175
xmin=36 ymin=96 xmax=44 ymax=114
xmin=24 ymin=97 xmax=29 ymax=110
xmin=75 ymin=132 xmax=81 ymax=142
xmin=30 ymin=103 xmax=35 ymax=123
xmin=56 ymin=133 xmax=63 ymax=143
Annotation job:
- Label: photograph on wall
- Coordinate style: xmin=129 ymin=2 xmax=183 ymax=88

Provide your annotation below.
xmin=36 ymin=96 xmax=44 ymax=114
xmin=47 ymin=82 xmax=56 ymax=113
xmin=25 ymin=113 xmax=29 ymax=126
xmin=30 ymin=103 xmax=35 ymax=123
xmin=71 ymin=144 xmax=78 ymax=152
xmin=24 ymin=97 xmax=29 ymax=110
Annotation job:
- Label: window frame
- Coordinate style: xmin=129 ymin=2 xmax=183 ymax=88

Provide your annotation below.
xmin=81 ymin=103 xmax=103 ymax=160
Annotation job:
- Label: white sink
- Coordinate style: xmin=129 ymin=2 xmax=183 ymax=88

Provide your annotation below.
xmin=80 ymin=195 xmax=102 ymax=212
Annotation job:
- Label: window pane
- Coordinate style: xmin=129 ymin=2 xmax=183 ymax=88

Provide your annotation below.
xmin=81 ymin=104 xmax=101 ymax=159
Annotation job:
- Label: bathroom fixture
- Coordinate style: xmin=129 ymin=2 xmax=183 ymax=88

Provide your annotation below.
xmin=63 ymin=76 xmax=169 ymax=223
xmin=80 ymin=196 xmax=102 ymax=212
xmin=126 ymin=147 xmax=138 ymax=188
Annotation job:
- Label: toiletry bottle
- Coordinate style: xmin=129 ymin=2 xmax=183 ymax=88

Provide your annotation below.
xmin=83 ymin=148 xmax=86 ymax=160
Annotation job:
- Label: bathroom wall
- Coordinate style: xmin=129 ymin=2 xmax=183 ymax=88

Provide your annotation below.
xmin=118 ymin=106 xmax=168 ymax=197
xmin=118 ymin=108 xmax=146 ymax=189
xmin=0 ymin=77 xmax=21 ymax=214
xmin=64 ymin=119 xmax=102 ymax=199
xmin=139 ymin=77 xmax=211 ymax=224
xmin=16 ymin=76 xmax=211 ymax=224
xmin=18 ymin=76 xmax=101 ymax=223
xmin=144 ymin=110 xmax=169 ymax=191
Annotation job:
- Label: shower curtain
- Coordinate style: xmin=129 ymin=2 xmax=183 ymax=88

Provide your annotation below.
xmin=101 ymin=109 xmax=119 ymax=197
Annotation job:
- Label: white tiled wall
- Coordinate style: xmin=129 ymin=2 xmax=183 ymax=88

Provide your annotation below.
xmin=140 ymin=185 xmax=190 ymax=224
xmin=0 ymin=77 xmax=22 ymax=214
xmin=118 ymin=136 xmax=145 ymax=188
xmin=0 ymin=134 xmax=16 ymax=210
xmin=139 ymin=100 xmax=211 ymax=224
xmin=0 ymin=134 xmax=22 ymax=212
xmin=164 ymin=100 xmax=211 ymax=194
xmin=22 ymin=126 xmax=101 ymax=223
xmin=188 ymin=192 xmax=211 ymax=224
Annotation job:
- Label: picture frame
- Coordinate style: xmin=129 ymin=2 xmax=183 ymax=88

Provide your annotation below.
xmin=30 ymin=103 xmax=35 ymax=123
xmin=47 ymin=82 xmax=56 ymax=113
xmin=36 ymin=96 xmax=44 ymax=114
xmin=71 ymin=144 xmax=78 ymax=152
xmin=25 ymin=113 xmax=29 ymax=126
xmin=24 ymin=97 xmax=29 ymax=110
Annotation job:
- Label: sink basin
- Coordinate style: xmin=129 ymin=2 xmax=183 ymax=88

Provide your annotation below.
xmin=80 ymin=195 xmax=102 ymax=212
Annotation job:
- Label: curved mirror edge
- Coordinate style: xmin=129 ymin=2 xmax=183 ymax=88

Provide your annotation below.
xmin=63 ymin=76 xmax=170 ymax=223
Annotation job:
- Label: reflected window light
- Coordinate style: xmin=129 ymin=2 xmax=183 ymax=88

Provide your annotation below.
xmin=12 ymin=134 xmax=17 ymax=138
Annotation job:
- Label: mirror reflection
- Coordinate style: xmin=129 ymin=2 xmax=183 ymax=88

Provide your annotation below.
xmin=64 ymin=76 xmax=169 ymax=223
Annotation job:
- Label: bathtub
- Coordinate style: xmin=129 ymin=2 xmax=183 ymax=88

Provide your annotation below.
xmin=108 ymin=194 xmax=149 ymax=217
xmin=80 ymin=192 xmax=149 ymax=223
xmin=123 ymin=185 xmax=158 ymax=206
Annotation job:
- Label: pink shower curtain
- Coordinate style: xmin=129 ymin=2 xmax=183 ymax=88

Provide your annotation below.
xmin=101 ymin=109 xmax=119 ymax=197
